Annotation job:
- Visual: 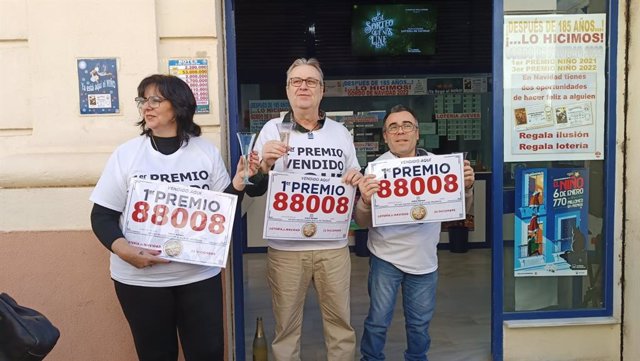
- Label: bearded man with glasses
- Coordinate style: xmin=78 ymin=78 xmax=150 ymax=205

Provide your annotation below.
xmin=354 ymin=104 xmax=475 ymax=361
xmin=246 ymin=58 xmax=362 ymax=361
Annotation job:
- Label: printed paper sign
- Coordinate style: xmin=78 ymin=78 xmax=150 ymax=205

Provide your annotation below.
xmin=168 ymin=59 xmax=210 ymax=113
xmin=503 ymin=14 xmax=606 ymax=161
xmin=514 ymin=168 xmax=589 ymax=277
xmin=122 ymin=179 xmax=237 ymax=267
xmin=263 ymin=172 xmax=356 ymax=241
xmin=324 ymin=78 xmax=427 ymax=97
xmin=368 ymin=154 xmax=466 ymax=227
xmin=248 ymin=100 xmax=290 ymax=133
xmin=77 ymin=58 xmax=119 ymax=115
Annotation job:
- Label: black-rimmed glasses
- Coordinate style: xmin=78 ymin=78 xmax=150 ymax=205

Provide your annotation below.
xmin=288 ymin=77 xmax=322 ymax=88
xmin=135 ymin=96 xmax=165 ymax=109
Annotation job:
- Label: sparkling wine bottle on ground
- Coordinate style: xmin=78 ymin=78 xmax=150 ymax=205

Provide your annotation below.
xmin=253 ymin=317 xmax=268 ymax=361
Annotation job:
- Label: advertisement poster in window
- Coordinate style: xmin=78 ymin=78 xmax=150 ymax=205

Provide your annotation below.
xmin=77 ymin=58 xmax=119 ymax=115
xmin=168 ymin=59 xmax=210 ymax=114
xmin=503 ymin=14 xmax=606 ymax=161
xmin=249 ymin=100 xmax=290 ymax=133
xmin=324 ymin=78 xmax=427 ymax=97
xmin=514 ymin=168 xmax=589 ymax=277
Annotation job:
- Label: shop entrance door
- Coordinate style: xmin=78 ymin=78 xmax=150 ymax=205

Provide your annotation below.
xmin=224 ymin=0 xmax=497 ymax=359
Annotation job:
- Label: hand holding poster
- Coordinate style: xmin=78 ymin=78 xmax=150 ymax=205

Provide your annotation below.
xmin=368 ymin=153 xmax=466 ymax=227
xmin=263 ymin=172 xmax=356 ymax=241
xmin=121 ymin=179 xmax=237 ymax=267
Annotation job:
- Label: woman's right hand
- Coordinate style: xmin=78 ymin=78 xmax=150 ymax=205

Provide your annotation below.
xmin=260 ymin=140 xmax=289 ymax=172
xmin=111 ymin=238 xmax=170 ymax=269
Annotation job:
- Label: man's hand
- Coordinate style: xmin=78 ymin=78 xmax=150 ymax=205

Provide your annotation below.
xmin=260 ymin=140 xmax=289 ymax=173
xmin=463 ymin=160 xmax=475 ymax=190
xmin=342 ymin=168 xmax=363 ymax=186
xmin=357 ymin=174 xmax=380 ymax=206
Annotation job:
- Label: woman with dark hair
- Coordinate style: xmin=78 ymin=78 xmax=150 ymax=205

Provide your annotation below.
xmin=90 ymin=74 xmax=258 ymax=360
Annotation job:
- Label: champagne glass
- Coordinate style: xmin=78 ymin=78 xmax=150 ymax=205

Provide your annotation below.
xmin=276 ymin=122 xmax=294 ymax=170
xmin=237 ymin=132 xmax=257 ymax=185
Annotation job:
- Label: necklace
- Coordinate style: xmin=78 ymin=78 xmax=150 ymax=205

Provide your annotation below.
xmin=150 ymin=135 xmax=159 ymax=151
xmin=307 ymin=122 xmax=320 ymax=139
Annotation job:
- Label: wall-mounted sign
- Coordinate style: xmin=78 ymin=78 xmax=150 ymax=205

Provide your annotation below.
xmin=324 ymin=78 xmax=427 ymax=97
xmin=168 ymin=59 xmax=210 ymax=114
xmin=248 ymin=100 xmax=290 ymax=133
xmin=503 ymin=14 xmax=606 ymax=161
xmin=77 ymin=58 xmax=119 ymax=115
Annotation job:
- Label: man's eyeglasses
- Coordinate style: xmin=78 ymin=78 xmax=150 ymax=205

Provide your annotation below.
xmin=288 ymin=77 xmax=322 ymax=88
xmin=135 ymin=96 xmax=165 ymax=109
xmin=384 ymin=122 xmax=418 ymax=134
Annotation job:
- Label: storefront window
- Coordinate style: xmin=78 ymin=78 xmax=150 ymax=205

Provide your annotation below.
xmin=502 ymin=0 xmax=609 ymax=313
xmin=241 ymin=74 xmax=493 ymax=173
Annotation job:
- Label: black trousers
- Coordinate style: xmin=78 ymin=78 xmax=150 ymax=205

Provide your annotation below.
xmin=114 ymin=275 xmax=224 ymax=361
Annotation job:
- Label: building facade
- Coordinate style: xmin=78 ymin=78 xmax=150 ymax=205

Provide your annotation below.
xmin=0 ymin=0 xmax=638 ymax=360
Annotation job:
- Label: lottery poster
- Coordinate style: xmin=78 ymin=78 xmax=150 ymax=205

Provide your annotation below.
xmin=168 ymin=59 xmax=210 ymax=114
xmin=504 ymin=14 xmax=606 ymax=161
xmin=263 ymin=172 xmax=356 ymax=241
xmin=77 ymin=58 xmax=119 ymax=115
xmin=121 ymin=179 xmax=237 ymax=267
xmin=514 ymin=168 xmax=589 ymax=277
xmin=367 ymin=153 xmax=466 ymax=227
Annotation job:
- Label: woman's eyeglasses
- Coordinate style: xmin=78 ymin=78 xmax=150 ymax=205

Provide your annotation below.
xmin=288 ymin=77 xmax=322 ymax=88
xmin=384 ymin=122 xmax=418 ymax=134
xmin=135 ymin=96 xmax=165 ymax=109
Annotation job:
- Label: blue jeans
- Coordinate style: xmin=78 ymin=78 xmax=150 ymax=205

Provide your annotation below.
xmin=360 ymin=254 xmax=438 ymax=361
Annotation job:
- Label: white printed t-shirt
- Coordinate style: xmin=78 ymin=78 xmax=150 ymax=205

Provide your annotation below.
xmin=90 ymin=136 xmax=231 ymax=287
xmin=253 ymin=116 xmax=360 ymax=251
xmin=366 ymin=151 xmax=441 ymax=275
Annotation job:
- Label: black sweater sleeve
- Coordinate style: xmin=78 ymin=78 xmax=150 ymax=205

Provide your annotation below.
xmin=224 ymin=182 xmax=245 ymax=203
xmin=90 ymin=203 xmax=124 ymax=252
xmin=244 ymin=171 xmax=270 ymax=197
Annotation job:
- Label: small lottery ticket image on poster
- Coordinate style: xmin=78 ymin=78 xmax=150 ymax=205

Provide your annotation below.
xmin=121 ymin=179 xmax=238 ymax=267
xmin=513 ymin=104 xmax=554 ymax=131
xmin=554 ymin=102 xmax=594 ymax=129
xmin=514 ymin=168 xmax=589 ymax=277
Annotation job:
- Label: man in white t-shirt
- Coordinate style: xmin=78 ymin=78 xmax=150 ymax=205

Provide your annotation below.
xmin=354 ymin=104 xmax=475 ymax=361
xmin=247 ymin=58 xmax=362 ymax=361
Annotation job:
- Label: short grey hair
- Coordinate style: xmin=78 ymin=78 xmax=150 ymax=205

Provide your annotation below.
xmin=286 ymin=58 xmax=324 ymax=83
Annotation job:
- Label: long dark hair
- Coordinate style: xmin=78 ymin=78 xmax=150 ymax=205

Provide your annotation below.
xmin=136 ymin=74 xmax=201 ymax=145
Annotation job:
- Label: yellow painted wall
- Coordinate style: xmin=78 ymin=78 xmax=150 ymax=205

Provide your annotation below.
xmin=0 ymin=0 xmax=635 ymax=360
xmin=623 ymin=0 xmax=640 ymax=359
xmin=504 ymin=323 xmax=620 ymax=361
xmin=0 ymin=1 xmax=231 ymax=360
